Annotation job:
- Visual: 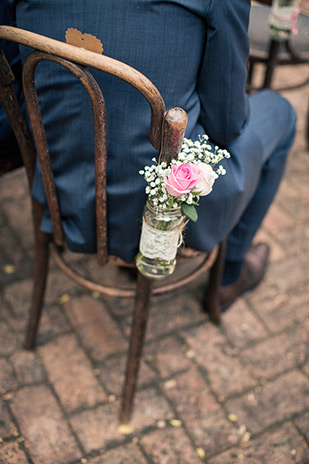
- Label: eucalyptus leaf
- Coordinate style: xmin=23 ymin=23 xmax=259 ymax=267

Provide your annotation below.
xmin=181 ymin=203 xmax=198 ymax=222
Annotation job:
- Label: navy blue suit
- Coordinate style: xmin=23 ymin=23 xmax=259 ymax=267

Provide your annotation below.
xmin=6 ymin=0 xmax=296 ymax=279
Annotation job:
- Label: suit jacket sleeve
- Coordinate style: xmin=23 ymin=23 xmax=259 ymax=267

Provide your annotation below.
xmin=197 ymin=0 xmax=251 ymax=147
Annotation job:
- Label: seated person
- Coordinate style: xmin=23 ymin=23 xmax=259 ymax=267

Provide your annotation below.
xmin=7 ymin=0 xmax=296 ymax=310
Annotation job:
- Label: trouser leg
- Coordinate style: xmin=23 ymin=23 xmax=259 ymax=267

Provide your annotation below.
xmin=222 ymin=91 xmax=297 ymax=284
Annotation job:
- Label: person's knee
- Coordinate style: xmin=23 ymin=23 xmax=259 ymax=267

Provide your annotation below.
xmin=278 ymin=94 xmax=297 ymax=153
xmin=258 ymin=89 xmax=297 ymax=132
xmin=259 ymin=90 xmax=297 ymax=157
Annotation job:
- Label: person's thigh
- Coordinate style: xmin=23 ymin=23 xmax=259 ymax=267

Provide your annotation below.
xmin=185 ymin=89 xmax=296 ymax=252
xmin=241 ymin=89 xmax=296 ymax=164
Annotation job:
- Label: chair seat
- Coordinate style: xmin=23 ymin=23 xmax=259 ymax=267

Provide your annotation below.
xmin=249 ymin=5 xmax=309 ymax=60
xmin=53 ymin=242 xmax=219 ymax=298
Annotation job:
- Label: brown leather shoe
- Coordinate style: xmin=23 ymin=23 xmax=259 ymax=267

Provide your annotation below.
xmin=219 ymin=242 xmax=270 ymax=312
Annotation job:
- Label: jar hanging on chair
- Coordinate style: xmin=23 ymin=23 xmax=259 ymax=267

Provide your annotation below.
xmin=268 ymin=0 xmax=302 ymax=40
xmin=136 ymin=201 xmax=186 ymax=279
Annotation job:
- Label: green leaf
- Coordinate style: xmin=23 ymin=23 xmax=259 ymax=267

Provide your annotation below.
xmin=181 ymin=203 xmax=198 ymax=222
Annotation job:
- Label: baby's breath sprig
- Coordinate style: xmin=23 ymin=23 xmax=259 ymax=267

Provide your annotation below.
xmin=180 ymin=135 xmax=230 ymax=174
xmin=139 ymin=135 xmax=230 ymax=221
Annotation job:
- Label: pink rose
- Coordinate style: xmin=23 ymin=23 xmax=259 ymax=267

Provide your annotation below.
xmin=192 ymin=163 xmax=218 ymax=196
xmin=164 ymin=163 xmax=201 ymax=196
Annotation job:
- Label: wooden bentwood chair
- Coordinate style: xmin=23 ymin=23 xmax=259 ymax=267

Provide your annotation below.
xmin=0 ymin=26 xmax=226 ymax=424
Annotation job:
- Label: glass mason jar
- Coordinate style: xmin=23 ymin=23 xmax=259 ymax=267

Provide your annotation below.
xmin=136 ymin=202 xmax=185 ymax=279
xmin=268 ymin=0 xmax=301 ymax=40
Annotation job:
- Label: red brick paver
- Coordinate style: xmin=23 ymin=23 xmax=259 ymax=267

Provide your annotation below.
xmin=39 ymin=334 xmax=107 ymax=413
xmin=208 ymin=423 xmax=309 ymax=464
xmin=9 ymin=386 xmax=82 ymax=464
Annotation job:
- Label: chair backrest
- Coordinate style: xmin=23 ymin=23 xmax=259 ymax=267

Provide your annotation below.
xmin=0 ymin=26 xmax=188 ymax=265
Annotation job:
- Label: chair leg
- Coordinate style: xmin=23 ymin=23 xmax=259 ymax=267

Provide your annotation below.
xmin=24 ymin=202 xmax=51 ymax=350
xmin=263 ymin=39 xmax=280 ymax=89
xmin=203 ymin=239 xmax=227 ymax=325
xmin=247 ymin=59 xmax=255 ymax=89
xmin=119 ymin=271 xmax=153 ymax=424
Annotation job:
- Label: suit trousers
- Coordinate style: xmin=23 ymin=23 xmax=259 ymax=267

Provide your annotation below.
xmin=184 ymin=89 xmax=296 ymax=284
xmin=222 ymin=90 xmax=296 ymax=283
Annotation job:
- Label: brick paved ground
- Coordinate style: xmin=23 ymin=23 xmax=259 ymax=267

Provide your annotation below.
xmin=0 ymin=62 xmax=309 ymax=463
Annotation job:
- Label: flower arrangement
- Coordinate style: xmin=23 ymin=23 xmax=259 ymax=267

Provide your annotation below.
xmin=139 ymin=135 xmax=230 ymax=222
xmin=136 ymin=135 xmax=230 ymax=279
xmin=136 ymin=135 xmax=230 ymax=278
xmin=268 ymin=0 xmax=302 ymax=40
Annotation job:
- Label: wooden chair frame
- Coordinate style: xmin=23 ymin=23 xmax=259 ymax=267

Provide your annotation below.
xmin=0 ymin=26 xmax=225 ymax=424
